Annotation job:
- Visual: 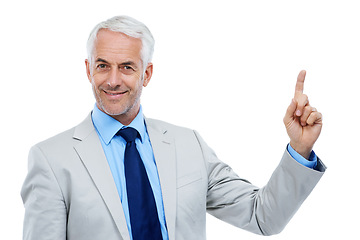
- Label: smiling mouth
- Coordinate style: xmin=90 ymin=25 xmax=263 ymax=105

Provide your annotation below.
xmin=103 ymin=90 xmax=127 ymax=96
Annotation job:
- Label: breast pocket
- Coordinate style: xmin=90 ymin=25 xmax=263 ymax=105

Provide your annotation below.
xmin=176 ymin=171 xmax=206 ymax=226
xmin=177 ymin=171 xmax=202 ymax=189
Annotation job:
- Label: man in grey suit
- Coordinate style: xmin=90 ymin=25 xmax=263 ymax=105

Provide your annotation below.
xmin=21 ymin=15 xmax=326 ymax=240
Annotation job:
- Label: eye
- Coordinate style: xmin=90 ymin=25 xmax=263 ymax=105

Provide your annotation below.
xmin=97 ymin=64 xmax=108 ymax=69
xmin=123 ymin=65 xmax=134 ymax=70
xmin=120 ymin=65 xmax=135 ymax=75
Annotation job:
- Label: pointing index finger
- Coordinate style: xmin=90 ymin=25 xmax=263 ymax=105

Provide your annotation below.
xmin=295 ymin=70 xmax=306 ymax=96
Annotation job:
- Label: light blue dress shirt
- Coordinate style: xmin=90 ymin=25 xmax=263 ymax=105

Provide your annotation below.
xmin=92 ymin=105 xmax=169 ymax=240
xmin=92 ymin=104 xmax=318 ymax=239
xmin=287 ymin=144 xmax=317 ymax=169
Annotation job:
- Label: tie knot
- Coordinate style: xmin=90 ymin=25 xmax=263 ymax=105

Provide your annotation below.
xmin=117 ymin=127 xmax=139 ymax=142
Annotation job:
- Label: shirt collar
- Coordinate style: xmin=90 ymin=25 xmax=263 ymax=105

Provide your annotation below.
xmin=91 ymin=104 xmax=147 ymax=145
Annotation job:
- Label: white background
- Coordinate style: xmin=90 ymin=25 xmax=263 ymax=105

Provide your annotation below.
xmin=1 ymin=0 xmax=359 ymax=239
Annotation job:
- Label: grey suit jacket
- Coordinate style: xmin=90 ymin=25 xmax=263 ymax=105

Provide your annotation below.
xmin=21 ymin=114 xmax=326 ymax=240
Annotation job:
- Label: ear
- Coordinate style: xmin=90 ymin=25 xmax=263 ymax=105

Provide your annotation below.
xmin=85 ymin=59 xmax=92 ymax=83
xmin=142 ymin=63 xmax=153 ymax=87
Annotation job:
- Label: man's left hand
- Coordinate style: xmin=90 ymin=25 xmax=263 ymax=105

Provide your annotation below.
xmin=283 ymin=70 xmax=323 ymax=159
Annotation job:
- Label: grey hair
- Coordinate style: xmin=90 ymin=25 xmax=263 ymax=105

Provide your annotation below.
xmin=86 ymin=15 xmax=155 ymax=68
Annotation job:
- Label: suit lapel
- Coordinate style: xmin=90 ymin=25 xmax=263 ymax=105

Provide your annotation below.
xmin=73 ymin=114 xmax=130 ymax=240
xmin=146 ymin=119 xmax=177 ymax=240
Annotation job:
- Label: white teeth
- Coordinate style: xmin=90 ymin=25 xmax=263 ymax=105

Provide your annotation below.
xmin=105 ymin=91 xmax=124 ymax=95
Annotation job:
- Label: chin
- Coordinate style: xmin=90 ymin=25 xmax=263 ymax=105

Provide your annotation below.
xmin=100 ymin=101 xmax=137 ymax=117
xmin=95 ymin=93 xmax=141 ymax=120
xmin=102 ymin=106 xmax=127 ymax=116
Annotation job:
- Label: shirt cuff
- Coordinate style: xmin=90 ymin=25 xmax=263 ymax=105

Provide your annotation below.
xmin=287 ymin=144 xmax=318 ymax=169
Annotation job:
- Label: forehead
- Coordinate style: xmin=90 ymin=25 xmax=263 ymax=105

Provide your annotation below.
xmin=93 ymin=29 xmax=142 ymax=62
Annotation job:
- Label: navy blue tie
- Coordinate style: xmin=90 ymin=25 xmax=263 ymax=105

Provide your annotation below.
xmin=117 ymin=127 xmax=163 ymax=240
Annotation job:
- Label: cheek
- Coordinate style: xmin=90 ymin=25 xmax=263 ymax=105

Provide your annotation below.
xmin=90 ymin=77 xmax=104 ymax=90
xmin=90 ymin=79 xmax=103 ymax=99
xmin=132 ymin=82 xmax=144 ymax=96
xmin=123 ymin=76 xmax=142 ymax=91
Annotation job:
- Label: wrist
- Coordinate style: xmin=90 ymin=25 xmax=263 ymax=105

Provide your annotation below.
xmin=289 ymin=141 xmax=313 ymax=160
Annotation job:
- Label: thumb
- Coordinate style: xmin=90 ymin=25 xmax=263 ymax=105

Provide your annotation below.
xmin=283 ymin=99 xmax=297 ymax=124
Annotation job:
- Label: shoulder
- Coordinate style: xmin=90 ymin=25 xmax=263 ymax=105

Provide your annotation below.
xmin=34 ymin=113 xmax=93 ymax=153
xmin=145 ymin=118 xmax=208 ymax=152
xmin=33 ymin=127 xmax=77 ymax=155
xmin=145 ymin=118 xmax=197 ymax=137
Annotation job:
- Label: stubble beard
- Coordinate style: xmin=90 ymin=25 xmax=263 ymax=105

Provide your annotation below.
xmin=92 ymin=77 xmax=143 ymax=120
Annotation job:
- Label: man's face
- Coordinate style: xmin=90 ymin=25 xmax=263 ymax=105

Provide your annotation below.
xmin=86 ymin=29 xmax=152 ymax=125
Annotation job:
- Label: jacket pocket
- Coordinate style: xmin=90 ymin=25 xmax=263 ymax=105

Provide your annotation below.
xmin=177 ymin=171 xmax=202 ymax=189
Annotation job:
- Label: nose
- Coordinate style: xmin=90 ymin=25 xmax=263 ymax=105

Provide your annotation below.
xmin=107 ymin=68 xmax=123 ymax=88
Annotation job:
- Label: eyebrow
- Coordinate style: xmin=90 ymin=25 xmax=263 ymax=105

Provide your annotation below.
xmin=95 ymin=58 xmax=110 ymax=64
xmin=120 ymin=61 xmax=137 ymax=66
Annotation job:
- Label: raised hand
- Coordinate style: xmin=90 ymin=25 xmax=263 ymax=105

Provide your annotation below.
xmin=283 ymin=70 xmax=323 ymax=159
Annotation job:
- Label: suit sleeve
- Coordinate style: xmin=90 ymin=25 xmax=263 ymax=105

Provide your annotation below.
xmin=21 ymin=145 xmax=67 ymax=240
xmin=193 ymin=131 xmax=326 ymax=236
